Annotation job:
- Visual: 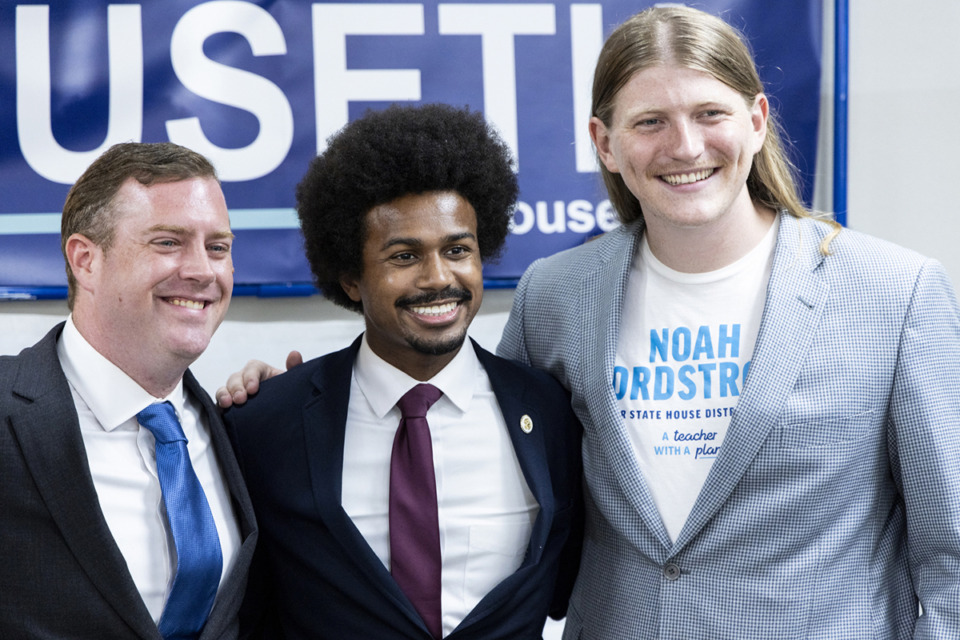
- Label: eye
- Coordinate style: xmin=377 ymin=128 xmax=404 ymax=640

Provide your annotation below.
xmin=153 ymin=238 xmax=179 ymax=248
xmin=390 ymin=251 xmax=417 ymax=263
xmin=208 ymin=243 xmax=232 ymax=254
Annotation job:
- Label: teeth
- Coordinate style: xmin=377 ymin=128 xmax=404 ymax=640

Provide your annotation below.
xmin=410 ymin=302 xmax=457 ymax=316
xmin=169 ymin=298 xmax=205 ymax=310
xmin=662 ymin=169 xmax=714 ymax=186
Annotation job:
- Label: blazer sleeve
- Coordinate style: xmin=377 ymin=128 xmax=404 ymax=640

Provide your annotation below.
xmin=549 ymin=427 xmax=584 ymax=621
xmin=222 ymin=409 xmax=280 ymax=640
xmin=497 ymin=258 xmax=541 ymax=366
xmin=887 ymin=259 xmax=960 ymax=638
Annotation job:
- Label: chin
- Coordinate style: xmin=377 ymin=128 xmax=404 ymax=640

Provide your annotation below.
xmin=168 ymin=336 xmax=214 ymax=363
xmin=408 ymin=331 xmax=468 ymax=357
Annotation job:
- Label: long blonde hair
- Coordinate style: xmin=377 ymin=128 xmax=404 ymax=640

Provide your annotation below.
xmin=592 ymin=6 xmax=839 ymax=251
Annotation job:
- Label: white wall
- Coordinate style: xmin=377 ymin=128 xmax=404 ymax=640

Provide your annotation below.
xmin=847 ymin=0 xmax=960 ymax=291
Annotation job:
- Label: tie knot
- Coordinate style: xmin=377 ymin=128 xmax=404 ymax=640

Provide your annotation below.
xmin=397 ymin=383 xmax=443 ymax=419
xmin=137 ymin=401 xmax=187 ymax=444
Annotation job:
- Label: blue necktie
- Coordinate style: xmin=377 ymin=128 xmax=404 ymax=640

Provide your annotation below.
xmin=138 ymin=401 xmax=223 ymax=640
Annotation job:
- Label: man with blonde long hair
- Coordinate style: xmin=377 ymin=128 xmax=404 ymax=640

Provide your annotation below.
xmin=498 ymin=5 xmax=960 ymax=638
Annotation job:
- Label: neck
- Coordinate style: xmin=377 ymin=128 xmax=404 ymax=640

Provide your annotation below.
xmin=72 ymin=313 xmax=189 ymax=398
xmin=645 ymin=201 xmax=776 ymax=273
xmin=395 ymin=349 xmax=459 ymax=382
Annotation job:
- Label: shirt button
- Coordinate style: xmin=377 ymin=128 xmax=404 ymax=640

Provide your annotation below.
xmin=663 ymin=563 xmax=681 ymax=581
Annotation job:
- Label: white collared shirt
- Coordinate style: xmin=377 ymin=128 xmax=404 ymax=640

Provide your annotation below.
xmin=341 ymin=335 xmax=538 ymax=636
xmin=57 ymin=316 xmax=241 ymax=622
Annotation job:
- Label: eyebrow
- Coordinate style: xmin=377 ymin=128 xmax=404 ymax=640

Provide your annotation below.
xmin=380 ymin=231 xmax=476 ymax=251
xmin=624 ymin=100 xmax=735 ymax=118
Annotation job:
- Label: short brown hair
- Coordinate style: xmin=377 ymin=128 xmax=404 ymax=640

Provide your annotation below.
xmin=61 ymin=142 xmax=218 ymax=308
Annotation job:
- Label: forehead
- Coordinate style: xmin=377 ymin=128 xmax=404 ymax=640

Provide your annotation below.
xmin=111 ymin=176 xmax=230 ymax=231
xmin=614 ymin=64 xmax=747 ymax=113
xmin=363 ymin=191 xmax=477 ymax=246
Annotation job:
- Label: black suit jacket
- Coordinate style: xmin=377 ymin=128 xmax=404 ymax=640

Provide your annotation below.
xmin=225 ymin=337 xmax=582 ymax=639
xmin=0 ymin=323 xmax=258 ymax=639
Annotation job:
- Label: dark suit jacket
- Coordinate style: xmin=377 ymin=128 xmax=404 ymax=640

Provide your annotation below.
xmin=0 ymin=323 xmax=258 ymax=639
xmin=225 ymin=337 xmax=582 ymax=639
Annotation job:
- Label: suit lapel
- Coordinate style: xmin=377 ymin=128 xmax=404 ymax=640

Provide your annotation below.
xmin=299 ymin=338 xmax=420 ymax=619
xmin=675 ymin=214 xmax=831 ymax=550
xmin=580 ymin=223 xmax=673 ymax=548
xmin=9 ymin=325 xmax=158 ymax=639
xmin=186 ymin=372 xmax=257 ymax=638
xmin=475 ymin=343 xmax=553 ymax=564
xmin=453 ymin=343 xmax=555 ymax=630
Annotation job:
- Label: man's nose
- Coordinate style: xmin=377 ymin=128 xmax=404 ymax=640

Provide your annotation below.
xmin=669 ymin=119 xmax=705 ymax=160
xmin=416 ymin=253 xmax=455 ymax=289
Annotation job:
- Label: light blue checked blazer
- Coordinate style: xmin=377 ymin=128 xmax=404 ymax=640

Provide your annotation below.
xmin=497 ymin=212 xmax=960 ymax=639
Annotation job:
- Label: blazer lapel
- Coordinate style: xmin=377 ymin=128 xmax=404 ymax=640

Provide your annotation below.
xmin=675 ymin=213 xmax=831 ymax=550
xmin=9 ymin=325 xmax=158 ymax=639
xmin=476 ymin=343 xmax=553 ymax=565
xmin=299 ymin=338 xmax=420 ymax=620
xmin=580 ymin=223 xmax=673 ymax=548
xmin=186 ymin=372 xmax=257 ymax=638
xmin=452 ymin=343 xmax=556 ymax=631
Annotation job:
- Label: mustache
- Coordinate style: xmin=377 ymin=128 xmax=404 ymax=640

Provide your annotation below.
xmin=395 ymin=286 xmax=473 ymax=308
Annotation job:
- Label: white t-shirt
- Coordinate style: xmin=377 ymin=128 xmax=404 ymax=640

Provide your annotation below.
xmin=615 ymin=219 xmax=777 ymax=541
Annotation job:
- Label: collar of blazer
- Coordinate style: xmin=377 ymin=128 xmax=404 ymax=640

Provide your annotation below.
xmin=8 ymin=323 xmax=160 ymax=638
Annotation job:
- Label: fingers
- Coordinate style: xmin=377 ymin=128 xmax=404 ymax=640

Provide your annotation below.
xmin=215 ymin=386 xmax=234 ymax=409
xmin=285 ymin=350 xmax=304 ymax=371
xmin=216 ymin=357 xmax=294 ymax=408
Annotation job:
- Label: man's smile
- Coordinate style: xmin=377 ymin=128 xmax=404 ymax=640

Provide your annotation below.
xmin=164 ymin=296 xmax=211 ymax=310
xmin=409 ymin=301 xmax=459 ymax=317
xmin=661 ymin=168 xmax=716 ymax=186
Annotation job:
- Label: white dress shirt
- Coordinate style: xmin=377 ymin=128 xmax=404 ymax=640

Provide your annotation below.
xmin=342 ymin=335 xmax=538 ymax=636
xmin=57 ymin=316 xmax=241 ymax=622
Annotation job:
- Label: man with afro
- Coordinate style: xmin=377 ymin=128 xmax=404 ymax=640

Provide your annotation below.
xmin=223 ymin=103 xmax=583 ymax=639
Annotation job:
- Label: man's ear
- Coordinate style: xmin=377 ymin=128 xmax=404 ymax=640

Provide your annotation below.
xmin=339 ymin=274 xmax=362 ymax=303
xmin=589 ymin=116 xmax=620 ymax=174
xmin=750 ymin=93 xmax=769 ymax=153
xmin=64 ymin=233 xmax=101 ymax=293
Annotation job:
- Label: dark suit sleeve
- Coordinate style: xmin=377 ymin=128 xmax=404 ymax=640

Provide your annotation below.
xmin=548 ymin=394 xmax=584 ymax=621
xmin=223 ymin=408 xmax=280 ymax=640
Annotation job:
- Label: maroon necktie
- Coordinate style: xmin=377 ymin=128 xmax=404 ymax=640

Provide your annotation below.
xmin=390 ymin=383 xmax=444 ymax=639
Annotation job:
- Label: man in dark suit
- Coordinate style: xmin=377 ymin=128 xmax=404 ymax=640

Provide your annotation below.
xmin=222 ymin=104 xmax=582 ymax=639
xmin=0 ymin=142 xmax=257 ymax=639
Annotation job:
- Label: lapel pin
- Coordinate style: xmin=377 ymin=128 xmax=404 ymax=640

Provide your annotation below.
xmin=520 ymin=414 xmax=533 ymax=434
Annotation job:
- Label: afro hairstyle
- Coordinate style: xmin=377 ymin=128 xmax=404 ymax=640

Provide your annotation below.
xmin=296 ymin=103 xmax=518 ymax=312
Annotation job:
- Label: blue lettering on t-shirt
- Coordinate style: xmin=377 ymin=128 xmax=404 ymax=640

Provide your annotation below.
xmin=650 ymin=329 xmax=669 ymax=363
xmin=672 ymin=327 xmax=692 ymax=361
xmin=677 ymin=364 xmax=697 ymax=400
xmin=719 ymin=362 xmax=739 ymax=398
xmin=616 ymin=325 xmax=749 ymax=401
xmin=719 ymin=324 xmax=740 ymax=358
xmin=654 ymin=366 xmax=673 ymax=400
xmin=692 ymin=325 xmax=713 ymax=360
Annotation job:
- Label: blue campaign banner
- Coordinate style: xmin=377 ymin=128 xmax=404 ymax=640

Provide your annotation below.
xmin=0 ymin=0 xmax=822 ymax=296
